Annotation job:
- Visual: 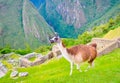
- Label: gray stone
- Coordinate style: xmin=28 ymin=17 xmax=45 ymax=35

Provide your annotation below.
xmin=19 ymin=72 xmax=28 ymax=77
xmin=89 ymin=37 xmax=120 ymax=56
xmin=10 ymin=71 xmax=18 ymax=77
xmin=0 ymin=70 xmax=5 ymax=78
xmin=0 ymin=62 xmax=8 ymax=78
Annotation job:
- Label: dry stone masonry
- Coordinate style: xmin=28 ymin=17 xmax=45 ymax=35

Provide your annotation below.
xmin=90 ymin=37 xmax=120 ymax=56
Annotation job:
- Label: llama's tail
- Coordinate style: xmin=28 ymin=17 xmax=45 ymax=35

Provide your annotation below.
xmin=89 ymin=43 xmax=97 ymax=48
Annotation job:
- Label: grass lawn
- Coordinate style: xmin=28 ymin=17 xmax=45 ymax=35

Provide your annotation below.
xmin=0 ymin=48 xmax=120 ymax=83
xmin=28 ymin=56 xmax=36 ymax=62
xmin=103 ymin=26 xmax=120 ymax=39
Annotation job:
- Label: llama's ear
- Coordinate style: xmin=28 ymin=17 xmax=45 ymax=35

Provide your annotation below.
xmin=55 ymin=32 xmax=59 ymax=37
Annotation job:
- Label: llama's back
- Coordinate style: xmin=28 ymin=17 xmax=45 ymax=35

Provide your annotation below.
xmin=67 ymin=44 xmax=97 ymax=62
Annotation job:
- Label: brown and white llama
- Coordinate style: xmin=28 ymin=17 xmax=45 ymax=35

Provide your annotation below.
xmin=49 ymin=34 xmax=97 ymax=75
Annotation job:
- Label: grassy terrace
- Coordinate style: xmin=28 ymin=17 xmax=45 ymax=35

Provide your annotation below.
xmin=103 ymin=26 xmax=120 ymax=39
xmin=0 ymin=48 xmax=120 ymax=83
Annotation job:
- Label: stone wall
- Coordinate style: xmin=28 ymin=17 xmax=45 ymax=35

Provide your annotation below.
xmin=91 ymin=38 xmax=115 ymax=50
xmin=19 ymin=52 xmax=45 ymax=67
xmin=97 ymin=41 xmax=118 ymax=56
xmin=52 ymin=45 xmax=61 ymax=57
xmin=19 ymin=51 xmax=56 ymax=67
xmin=0 ymin=62 xmax=8 ymax=78
xmin=90 ymin=37 xmax=120 ymax=56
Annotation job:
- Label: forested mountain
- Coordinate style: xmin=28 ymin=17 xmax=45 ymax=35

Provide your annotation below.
xmin=0 ymin=0 xmax=54 ymax=49
xmin=30 ymin=0 xmax=120 ymax=38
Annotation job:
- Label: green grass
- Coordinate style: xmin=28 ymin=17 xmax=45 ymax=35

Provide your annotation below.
xmin=0 ymin=48 xmax=120 ymax=83
xmin=28 ymin=56 xmax=36 ymax=62
xmin=1 ymin=60 xmax=13 ymax=70
xmin=103 ymin=26 xmax=120 ymax=39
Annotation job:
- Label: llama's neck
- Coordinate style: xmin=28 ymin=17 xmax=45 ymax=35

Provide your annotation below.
xmin=57 ymin=42 xmax=72 ymax=62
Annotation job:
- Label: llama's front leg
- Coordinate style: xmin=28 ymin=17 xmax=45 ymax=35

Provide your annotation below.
xmin=76 ymin=64 xmax=82 ymax=72
xmin=70 ymin=62 xmax=73 ymax=76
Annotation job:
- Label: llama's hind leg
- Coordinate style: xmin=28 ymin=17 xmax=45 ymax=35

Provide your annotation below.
xmin=85 ymin=60 xmax=94 ymax=72
xmin=70 ymin=62 xmax=74 ymax=76
xmin=76 ymin=64 xmax=82 ymax=72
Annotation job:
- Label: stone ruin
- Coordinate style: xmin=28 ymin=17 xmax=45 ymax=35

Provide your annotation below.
xmin=19 ymin=46 xmax=61 ymax=67
xmin=0 ymin=62 xmax=8 ymax=78
xmin=89 ymin=37 xmax=120 ymax=56
xmin=19 ymin=52 xmax=45 ymax=67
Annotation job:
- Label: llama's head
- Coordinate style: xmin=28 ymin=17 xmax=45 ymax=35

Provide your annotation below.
xmin=49 ymin=33 xmax=61 ymax=43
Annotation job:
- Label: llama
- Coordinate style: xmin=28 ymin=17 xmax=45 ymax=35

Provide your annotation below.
xmin=49 ymin=34 xmax=97 ymax=75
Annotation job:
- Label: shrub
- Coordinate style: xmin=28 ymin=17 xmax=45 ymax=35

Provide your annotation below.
xmin=15 ymin=48 xmax=31 ymax=55
xmin=62 ymin=38 xmax=76 ymax=47
xmin=34 ymin=45 xmax=52 ymax=54
xmin=78 ymin=31 xmax=93 ymax=44
xmin=0 ymin=48 xmax=12 ymax=54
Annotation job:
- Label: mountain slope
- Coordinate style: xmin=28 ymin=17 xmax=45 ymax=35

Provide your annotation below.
xmin=0 ymin=0 xmax=54 ymax=49
xmin=30 ymin=0 xmax=120 ymax=38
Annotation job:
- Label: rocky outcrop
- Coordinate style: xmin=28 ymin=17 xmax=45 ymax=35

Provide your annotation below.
xmin=56 ymin=0 xmax=86 ymax=28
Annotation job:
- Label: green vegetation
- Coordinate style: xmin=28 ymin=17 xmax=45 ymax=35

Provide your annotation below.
xmin=0 ymin=48 xmax=120 ymax=83
xmin=0 ymin=48 xmax=12 ymax=54
xmin=1 ymin=60 xmax=13 ymax=69
xmin=14 ymin=48 xmax=32 ymax=55
xmin=62 ymin=14 xmax=120 ymax=47
xmin=0 ymin=46 xmax=32 ymax=55
xmin=0 ymin=45 xmax=52 ymax=55
xmin=34 ymin=45 xmax=52 ymax=55
xmin=103 ymin=26 xmax=120 ymax=39
xmin=28 ymin=56 xmax=36 ymax=62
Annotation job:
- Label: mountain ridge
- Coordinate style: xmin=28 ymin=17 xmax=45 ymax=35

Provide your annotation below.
xmin=30 ymin=0 xmax=120 ymax=38
xmin=0 ymin=0 xmax=54 ymax=49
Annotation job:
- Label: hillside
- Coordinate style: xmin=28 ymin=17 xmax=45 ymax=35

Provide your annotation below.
xmin=0 ymin=48 xmax=120 ymax=83
xmin=0 ymin=0 xmax=54 ymax=49
xmin=103 ymin=26 xmax=120 ymax=39
xmin=30 ymin=0 xmax=120 ymax=38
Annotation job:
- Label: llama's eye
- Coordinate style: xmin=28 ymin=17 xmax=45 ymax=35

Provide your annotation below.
xmin=55 ymin=37 xmax=58 ymax=41
xmin=50 ymin=39 xmax=54 ymax=43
